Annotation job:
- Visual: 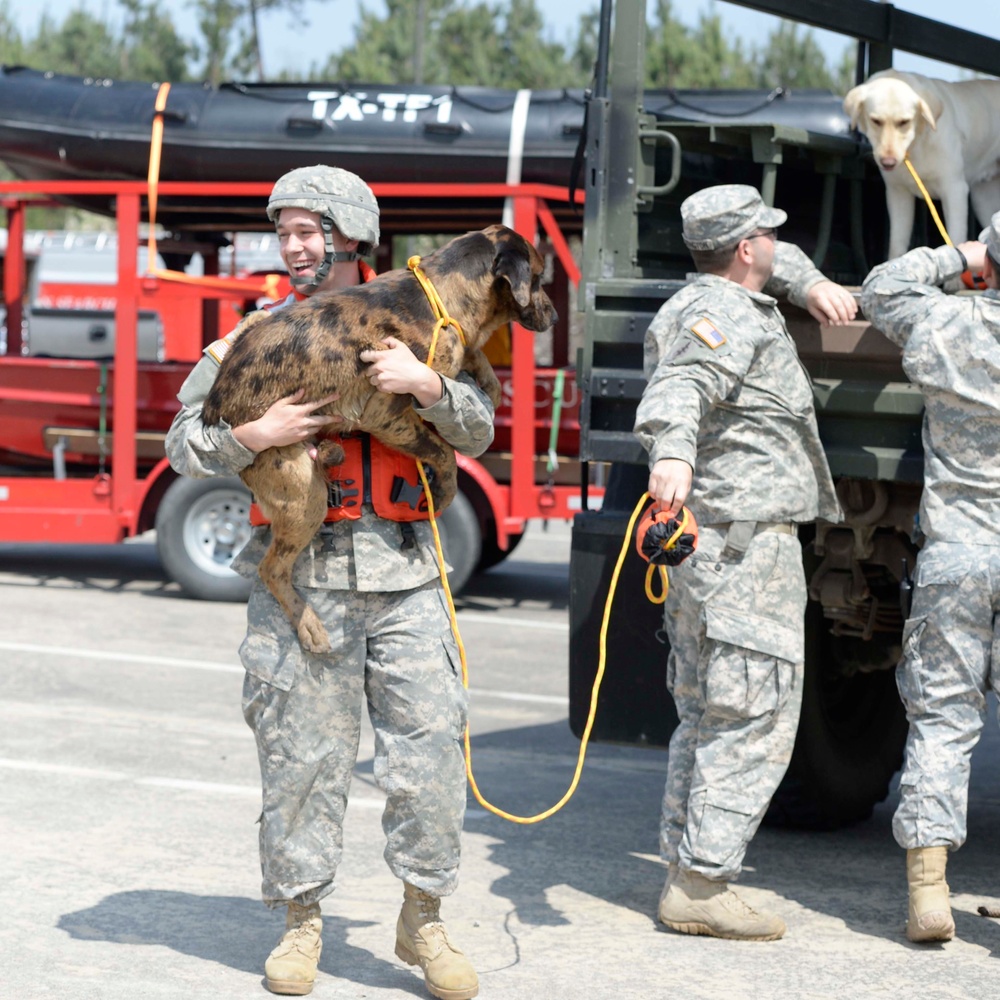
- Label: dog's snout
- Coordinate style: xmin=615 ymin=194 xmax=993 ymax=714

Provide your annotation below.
xmin=880 ymin=156 xmax=898 ymax=170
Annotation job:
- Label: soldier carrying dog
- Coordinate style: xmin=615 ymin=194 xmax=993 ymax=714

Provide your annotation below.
xmin=634 ymin=183 xmax=856 ymax=941
xmin=165 ymin=164 xmax=489 ymax=998
xmin=861 ymin=218 xmax=1000 ymax=944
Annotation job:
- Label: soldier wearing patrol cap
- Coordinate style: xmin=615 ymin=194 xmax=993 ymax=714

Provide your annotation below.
xmin=861 ymin=215 xmax=1000 ymax=945
xmin=634 ymin=183 xmax=856 ymax=940
xmin=165 ymin=165 xmax=489 ymax=998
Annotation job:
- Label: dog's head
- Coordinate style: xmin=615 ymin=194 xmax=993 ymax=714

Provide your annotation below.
xmin=432 ymin=225 xmax=557 ymax=340
xmin=843 ymin=71 xmax=943 ymax=172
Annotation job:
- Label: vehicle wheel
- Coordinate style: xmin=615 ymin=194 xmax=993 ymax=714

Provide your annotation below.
xmin=765 ymin=597 xmax=908 ymax=830
xmin=437 ymin=489 xmax=482 ymax=595
xmin=477 ymin=528 xmax=524 ymax=571
xmin=155 ymin=476 xmax=253 ymax=602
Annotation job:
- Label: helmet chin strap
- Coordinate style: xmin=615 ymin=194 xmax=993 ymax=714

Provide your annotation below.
xmin=288 ymin=214 xmax=360 ymax=291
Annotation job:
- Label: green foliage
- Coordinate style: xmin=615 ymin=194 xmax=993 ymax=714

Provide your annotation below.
xmin=328 ymin=0 xmax=591 ymax=88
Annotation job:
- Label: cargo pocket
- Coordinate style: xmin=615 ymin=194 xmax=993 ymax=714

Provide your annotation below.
xmin=239 ymin=627 xmax=297 ymax=692
xmin=895 ymin=617 xmax=929 ymax=715
xmin=701 ymin=606 xmax=801 ymax=720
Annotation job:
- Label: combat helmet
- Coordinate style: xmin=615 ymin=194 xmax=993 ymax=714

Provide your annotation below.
xmin=266 ymin=164 xmax=380 ymax=290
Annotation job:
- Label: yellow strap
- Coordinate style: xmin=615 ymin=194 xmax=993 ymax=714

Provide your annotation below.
xmin=407 ymin=255 xmax=466 ymax=367
xmin=416 ymin=468 xmax=651 ymax=824
xmin=146 ymin=82 xmax=171 ymax=270
xmin=142 ymin=81 xmax=279 ymax=299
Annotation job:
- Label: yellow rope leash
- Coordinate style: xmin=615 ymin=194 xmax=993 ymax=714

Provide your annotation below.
xmin=903 ymin=156 xmax=983 ymax=289
xmin=641 ymin=507 xmax=690 ymax=605
xmin=903 ymin=157 xmax=953 ymax=247
xmin=406 ymin=259 xmax=657 ymax=822
xmin=408 ymin=255 xmax=466 ymax=365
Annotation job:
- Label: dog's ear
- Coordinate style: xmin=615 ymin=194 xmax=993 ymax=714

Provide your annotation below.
xmin=843 ymin=85 xmax=867 ymax=130
xmin=492 ymin=235 xmax=534 ymax=308
xmin=917 ymin=95 xmax=941 ymax=130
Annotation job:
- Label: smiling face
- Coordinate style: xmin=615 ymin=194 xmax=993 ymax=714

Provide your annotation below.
xmin=844 ymin=76 xmax=939 ymax=172
xmin=276 ymin=206 xmax=359 ymax=293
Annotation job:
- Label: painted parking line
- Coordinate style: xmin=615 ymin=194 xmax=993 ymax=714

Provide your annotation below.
xmin=0 ymin=640 xmax=569 ymax=705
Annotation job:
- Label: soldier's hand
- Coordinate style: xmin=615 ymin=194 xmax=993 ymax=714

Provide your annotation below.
xmin=360 ymin=337 xmax=443 ymax=406
xmin=957 ymin=240 xmax=987 ymax=275
xmin=233 ymin=389 xmax=342 ymax=452
xmin=805 ymin=280 xmax=858 ymax=326
xmin=648 ymin=458 xmax=693 ymax=516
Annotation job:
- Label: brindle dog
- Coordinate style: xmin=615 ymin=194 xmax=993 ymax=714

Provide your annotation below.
xmin=202 ymin=224 xmax=556 ymax=653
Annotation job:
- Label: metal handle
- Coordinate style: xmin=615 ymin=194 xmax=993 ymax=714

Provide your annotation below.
xmin=637 ymin=128 xmax=682 ymax=198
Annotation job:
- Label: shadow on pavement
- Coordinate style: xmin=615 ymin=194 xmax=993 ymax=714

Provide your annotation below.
xmin=57 ymin=889 xmax=428 ymax=993
xmin=461 ymin=716 xmax=1000 ymax=954
xmin=0 ymin=542 xmax=174 ymax=592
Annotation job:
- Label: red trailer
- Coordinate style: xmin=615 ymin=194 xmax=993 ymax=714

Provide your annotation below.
xmin=0 ymin=177 xmax=599 ymax=597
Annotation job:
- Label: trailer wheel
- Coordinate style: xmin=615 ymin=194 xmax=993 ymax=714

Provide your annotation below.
xmin=765 ymin=600 xmax=908 ymax=830
xmin=155 ymin=476 xmax=253 ymax=602
xmin=477 ymin=528 xmax=524 ymax=571
xmin=438 ymin=489 xmax=482 ymax=595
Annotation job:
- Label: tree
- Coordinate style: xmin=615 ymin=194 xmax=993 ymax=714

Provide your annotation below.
xmin=645 ymin=0 xmax=755 ymax=89
xmin=753 ymin=22 xmax=852 ymax=93
xmin=26 ymin=11 xmax=122 ymax=79
xmin=0 ymin=0 xmax=25 ymax=66
xmin=118 ymin=0 xmax=195 ymax=82
xmin=328 ymin=0 xmax=587 ymax=88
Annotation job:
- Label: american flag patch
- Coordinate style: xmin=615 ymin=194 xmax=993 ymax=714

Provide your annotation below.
xmin=205 ymin=329 xmax=242 ymax=365
xmin=690 ymin=317 xmax=726 ymax=349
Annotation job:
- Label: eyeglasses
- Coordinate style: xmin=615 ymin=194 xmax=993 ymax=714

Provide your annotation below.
xmin=747 ymin=229 xmax=777 ymax=242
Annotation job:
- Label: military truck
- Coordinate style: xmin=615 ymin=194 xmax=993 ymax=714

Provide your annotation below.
xmin=568 ymin=0 xmax=1000 ymax=828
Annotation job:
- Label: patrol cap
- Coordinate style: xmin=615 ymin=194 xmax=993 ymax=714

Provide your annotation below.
xmin=978 ymin=209 xmax=1000 ymax=263
xmin=681 ymin=184 xmax=787 ymax=251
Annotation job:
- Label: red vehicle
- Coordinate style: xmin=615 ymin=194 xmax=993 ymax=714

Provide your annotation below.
xmin=0 ymin=176 xmax=599 ymax=597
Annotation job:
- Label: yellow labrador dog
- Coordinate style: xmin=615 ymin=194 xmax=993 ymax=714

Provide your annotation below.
xmin=844 ymin=69 xmax=1000 ymax=258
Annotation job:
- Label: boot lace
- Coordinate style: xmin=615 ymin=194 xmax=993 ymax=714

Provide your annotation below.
xmin=721 ymin=889 xmax=762 ymax=920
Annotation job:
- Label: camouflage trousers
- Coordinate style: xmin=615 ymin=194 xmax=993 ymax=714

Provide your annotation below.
xmin=660 ymin=522 xmax=806 ymax=880
xmin=239 ymin=578 xmax=469 ymax=907
xmin=892 ymin=540 xmax=1000 ymax=851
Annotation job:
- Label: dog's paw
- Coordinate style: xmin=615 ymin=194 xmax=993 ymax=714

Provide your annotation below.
xmin=297 ymin=609 xmax=332 ymax=654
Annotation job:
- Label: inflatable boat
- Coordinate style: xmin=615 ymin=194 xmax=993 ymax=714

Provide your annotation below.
xmin=0 ymin=65 xmax=857 ymax=229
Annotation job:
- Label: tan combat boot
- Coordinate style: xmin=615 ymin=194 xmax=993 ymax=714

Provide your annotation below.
xmin=658 ymin=866 xmax=786 ymax=941
xmin=395 ymin=883 xmax=479 ymax=1000
xmin=906 ymin=846 xmax=955 ymax=943
xmin=264 ymin=901 xmax=322 ymax=995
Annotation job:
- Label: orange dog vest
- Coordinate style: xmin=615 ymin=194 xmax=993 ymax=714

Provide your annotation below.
xmin=249 ymin=433 xmax=437 ymax=526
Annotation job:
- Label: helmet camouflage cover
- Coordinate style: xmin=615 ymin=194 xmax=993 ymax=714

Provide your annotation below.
xmin=266 ymin=164 xmax=380 ymax=254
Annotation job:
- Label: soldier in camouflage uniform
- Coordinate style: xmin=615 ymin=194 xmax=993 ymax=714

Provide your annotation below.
xmin=861 ymin=217 xmax=1000 ymax=944
xmin=634 ymin=184 xmax=855 ymax=940
xmin=165 ymin=165 xmax=488 ymax=998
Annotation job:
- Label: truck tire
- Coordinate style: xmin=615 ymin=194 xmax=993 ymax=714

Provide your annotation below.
xmin=765 ymin=599 xmax=908 ymax=830
xmin=437 ymin=489 xmax=482 ymax=594
xmin=155 ymin=476 xmax=253 ymax=602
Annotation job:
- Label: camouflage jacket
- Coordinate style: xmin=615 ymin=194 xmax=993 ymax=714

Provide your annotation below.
xmin=635 ymin=241 xmax=842 ymax=525
xmin=165 ymin=297 xmax=495 ymax=592
xmin=861 ymin=245 xmax=1000 ymax=545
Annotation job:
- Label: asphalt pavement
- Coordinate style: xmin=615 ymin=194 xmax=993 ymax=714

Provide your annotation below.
xmin=1 ymin=520 xmax=998 ymax=1000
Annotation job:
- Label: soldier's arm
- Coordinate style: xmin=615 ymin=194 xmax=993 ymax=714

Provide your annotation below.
xmin=416 ymin=372 xmax=495 ymax=458
xmin=635 ymin=311 xmax=752 ymax=469
xmin=860 ymin=245 xmax=966 ymax=348
xmin=164 ymin=355 xmax=259 ymax=479
xmin=767 ymin=241 xmax=857 ymax=325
